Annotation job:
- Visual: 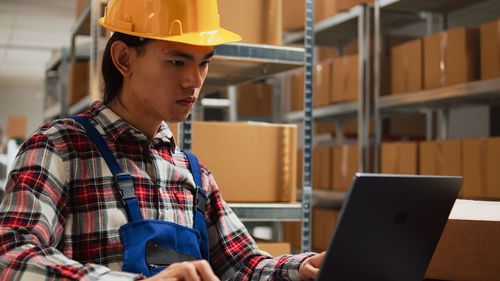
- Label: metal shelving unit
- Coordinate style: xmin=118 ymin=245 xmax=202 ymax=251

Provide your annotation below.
xmin=43 ymin=48 xmax=90 ymax=122
xmin=43 ymin=0 xmax=311 ymax=250
xmin=282 ymin=0 xmax=500 ymax=209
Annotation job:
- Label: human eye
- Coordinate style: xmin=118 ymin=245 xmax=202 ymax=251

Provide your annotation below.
xmin=200 ymin=60 xmax=211 ymax=68
xmin=169 ymin=60 xmax=184 ymax=66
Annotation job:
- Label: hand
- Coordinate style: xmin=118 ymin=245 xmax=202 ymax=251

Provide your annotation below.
xmin=299 ymin=251 xmax=325 ymax=281
xmin=144 ymin=260 xmax=220 ymax=281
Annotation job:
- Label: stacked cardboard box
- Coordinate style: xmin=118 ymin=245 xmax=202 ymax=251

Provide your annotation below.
xmin=480 ymin=18 xmax=500 ymax=80
xmin=219 ymin=0 xmax=282 ymax=45
xmin=290 ymin=69 xmax=305 ymax=112
xmin=76 ymin=0 xmax=89 ymax=19
xmin=332 ymin=145 xmax=358 ymax=191
xmin=192 ymin=121 xmax=297 ymax=202
xmin=391 ymin=38 xmax=423 ymax=95
xmin=337 ymin=0 xmax=374 ymax=12
xmin=331 ymin=55 xmax=359 ymax=103
xmin=381 ymin=142 xmax=418 ymax=175
xmin=284 ymin=221 xmax=302 ymax=251
xmin=424 ymin=27 xmax=480 ymax=89
xmin=67 ymin=59 xmax=90 ymax=106
xmin=312 ymin=208 xmax=340 ymax=251
xmin=312 ymin=146 xmax=332 ymax=190
xmin=228 ymin=82 xmax=272 ymax=117
xmin=386 ymin=114 xmax=427 ymax=139
xmin=256 ymin=241 xmax=292 ymax=257
xmin=462 ymin=137 xmax=500 ymax=199
xmin=283 ymin=0 xmax=341 ymax=31
xmin=7 ymin=116 xmax=27 ymax=140
xmin=314 ymin=60 xmax=333 ymax=107
xmin=419 ymin=139 xmax=462 ymax=177
xmin=283 ymin=0 xmax=374 ymax=31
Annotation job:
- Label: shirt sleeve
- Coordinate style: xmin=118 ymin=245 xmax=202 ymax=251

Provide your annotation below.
xmin=202 ymin=167 xmax=315 ymax=281
xmin=0 ymin=132 xmax=138 ymax=281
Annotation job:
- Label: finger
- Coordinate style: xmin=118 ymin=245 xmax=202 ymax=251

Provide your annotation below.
xmin=309 ymin=251 xmax=326 ymax=267
xmin=159 ymin=262 xmax=201 ymax=281
xmin=193 ymin=260 xmax=220 ymax=281
xmin=180 ymin=262 xmax=202 ymax=281
xmin=302 ymin=261 xmax=320 ymax=281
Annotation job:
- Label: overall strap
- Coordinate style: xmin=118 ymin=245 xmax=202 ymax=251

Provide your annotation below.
xmin=183 ymin=151 xmax=209 ymax=260
xmin=183 ymin=151 xmax=207 ymax=214
xmin=70 ymin=116 xmax=143 ymax=222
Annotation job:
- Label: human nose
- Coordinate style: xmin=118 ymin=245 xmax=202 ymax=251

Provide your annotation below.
xmin=181 ymin=64 xmax=204 ymax=89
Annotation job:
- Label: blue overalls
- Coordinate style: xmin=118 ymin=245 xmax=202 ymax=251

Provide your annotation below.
xmin=71 ymin=116 xmax=209 ymax=277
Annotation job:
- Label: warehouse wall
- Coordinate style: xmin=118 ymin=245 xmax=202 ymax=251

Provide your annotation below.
xmin=449 ymin=106 xmax=490 ymax=139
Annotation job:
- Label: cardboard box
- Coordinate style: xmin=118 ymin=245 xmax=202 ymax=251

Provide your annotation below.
xmin=425 ymin=200 xmax=500 ymax=281
xmin=317 ymin=46 xmax=338 ymax=62
xmin=332 ymin=145 xmax=358 ymax=191
xmin=387 ymin=114 xmax=427 ymax=138
xmin=391 ymin=38 xmax=423 ymax=95
xmin=343 ymin=35 xmax=414 ymax=96
xmin=7 ymin=116 xmax=27 ymax=140
xmin=338 ymin=0 xmax=374 ymax=12
xmin=419 ymin=139 xmax=462 ymax=177
xmin=462 ymin=137 xmax=500 ymax=199
xmin=284 ymin=221 xmax=302 ymax=250
xmin=381 ymin=142 xmax=418 ymax=175
xmin=167 ymin=122 xmax=179 ymax=141
xmin=312 ymin=208 xmax=339 ymax=251
xmin=219 ymin=0 xmax=282 ymax=45
xmin=256 ymin=241 xmax=291 ymax=257
xmin=423 ymin=27 xmax=480 ymax=89
xmin=76 ymin=0 xmax=89 ymax=19
xmin=331 ymin=55 xmax=359 ymax=103
xmin=192 ymin=121 xmax=297 ymax=202
xmin=282 ymin=0 xmax=340 ymax=31
xmin=290 ymin=69 xmax=305 ymax=112
xmin=235 ymin=82 xmax=272 ymax=116
xmin=297 ymin=149 xmax=303 ymax=189
xmin=313 ymin=146 xmax=332 ymax=190
xmin=314 ymin=60 xmax=333 ymax=107
xmin=315 ymin=122 xmax=335 ymax=135
xmin=67 ymin=59 xmax=90 ymax=105
xmin=480 ymin=18 xmax=500 ymax=80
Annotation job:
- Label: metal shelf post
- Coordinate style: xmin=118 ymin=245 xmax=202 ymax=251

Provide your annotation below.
xmin=90 ymin=0 xmax=103 ymax=102
xmin=301 ymin=0 xmax=315 ymax=253
xmin=358 ymin=4 xmax=372 ymax=173
xmin=374 ymin=0 xmax=382 ymax=173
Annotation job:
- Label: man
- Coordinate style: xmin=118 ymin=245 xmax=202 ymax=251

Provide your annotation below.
xmin=0 ymin=0 xmax=324 ymax=280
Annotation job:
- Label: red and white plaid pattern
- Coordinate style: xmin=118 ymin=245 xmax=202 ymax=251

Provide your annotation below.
xmin=0 ymin=101 xmax=312 ymax=280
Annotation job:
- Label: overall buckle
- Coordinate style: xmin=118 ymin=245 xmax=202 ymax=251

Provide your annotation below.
xmin=115 ymin=173 xmax=136 ymax=206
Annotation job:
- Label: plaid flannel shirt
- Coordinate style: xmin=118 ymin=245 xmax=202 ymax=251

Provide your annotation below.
xmin=0 ymin=102 xmax=312 ymax=281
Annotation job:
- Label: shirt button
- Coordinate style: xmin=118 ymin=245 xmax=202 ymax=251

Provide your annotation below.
xmin=153 ymin=139 xmax=160 ymax=144
xmin=129 ymin=129 xmax=136 ymax=134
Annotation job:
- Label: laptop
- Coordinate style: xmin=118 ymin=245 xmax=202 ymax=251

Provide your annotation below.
xmin=316 ymin=173 xmax=463 ymax=281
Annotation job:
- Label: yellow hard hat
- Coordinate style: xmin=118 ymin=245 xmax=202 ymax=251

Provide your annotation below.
xmin=99 ymin=0 xmax=242 ymax=46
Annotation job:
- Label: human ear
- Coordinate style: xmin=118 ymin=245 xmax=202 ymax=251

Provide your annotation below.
xmin=110 ymin=41 xmax=132 ymax=77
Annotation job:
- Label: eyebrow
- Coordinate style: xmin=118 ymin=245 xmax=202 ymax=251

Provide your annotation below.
xmin=167 ymin=50 xmax=215 ymax=61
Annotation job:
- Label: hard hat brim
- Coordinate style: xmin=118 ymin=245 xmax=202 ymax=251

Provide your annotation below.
xmin=99 ymin=18 xmax=242 ymax=46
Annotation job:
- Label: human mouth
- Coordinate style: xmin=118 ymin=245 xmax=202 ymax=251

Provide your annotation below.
xmin=177 ymin=97 xmax=196 ymax=107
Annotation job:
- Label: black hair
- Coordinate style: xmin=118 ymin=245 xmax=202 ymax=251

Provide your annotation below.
xmin=101 ymin=32 xmax=151 ymax=104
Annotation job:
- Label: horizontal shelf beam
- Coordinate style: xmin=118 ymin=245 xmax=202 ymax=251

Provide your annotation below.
xmin=298 ymin=189 xmax=347 ymax=209
xmin=285 ymin=78 xmax=500 ymax=122
xmin=200 ymin=98 xmax=231 ymax=108
xmin=228 ymin=203 xmax=302 ymax=222
xmin=203 ymin=43 xmax=304 ymax=95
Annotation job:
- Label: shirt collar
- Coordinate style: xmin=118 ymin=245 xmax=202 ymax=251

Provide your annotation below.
xmin=84 ymin=101 xmax=177 ymax=154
